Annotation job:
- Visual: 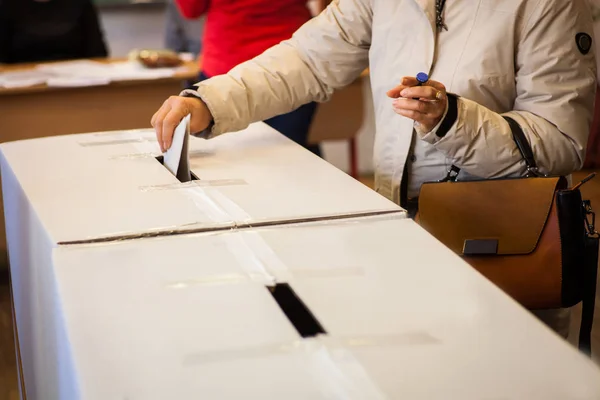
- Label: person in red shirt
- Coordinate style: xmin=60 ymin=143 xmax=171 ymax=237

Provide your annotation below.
xmin=175 ymin=0 xmax=330 ymax=156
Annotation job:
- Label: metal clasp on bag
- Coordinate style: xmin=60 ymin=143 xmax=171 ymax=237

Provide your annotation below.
xmin=525 ymin=165 xmax=546 ymax=178
xmin=583 ymin=200 xmax=600 ymax=238
xmin=438 ymin=165 xmax=460 ymax=182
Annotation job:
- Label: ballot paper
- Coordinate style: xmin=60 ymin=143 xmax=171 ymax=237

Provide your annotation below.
xmin=163 ymin=114 xmax=192 ymax=182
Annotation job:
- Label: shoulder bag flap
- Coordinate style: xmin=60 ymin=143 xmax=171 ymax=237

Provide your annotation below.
xmin=417 ymin=176 xmax=566 ymax=255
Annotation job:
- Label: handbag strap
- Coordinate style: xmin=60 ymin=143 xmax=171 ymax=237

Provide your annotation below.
xmin=580 ymin=201 xmax=599 ymax=356
xmin=441 ymin=116 xmax=542 ymax=181
xmin=505 ymin=116 xmax=545 ymax=177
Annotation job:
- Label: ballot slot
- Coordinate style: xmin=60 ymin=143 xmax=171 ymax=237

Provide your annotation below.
xmin=155 ymin=155 xmax=199 ymax=181
xmin=267 ymin=283 xmax=326 ymax=338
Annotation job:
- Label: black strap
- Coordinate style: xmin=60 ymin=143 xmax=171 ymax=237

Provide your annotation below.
xmin=504 ymin=116 xmax=539 ymax=174
xmin=579 ymin=233 xmax=599 ymax=355
xmin=442 ymin=116 xmax=536 ymax=181
xmin=400 ymin=132 xmax=416 ymax=209
xmin=400 ymin=157 xmax=409 ymax=209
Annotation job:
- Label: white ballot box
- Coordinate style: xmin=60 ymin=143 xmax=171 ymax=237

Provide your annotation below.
xmin=0 ymin=122 xmax=400 ymax=246
xmin=0 ymin=122 xmax=401 ymax=399
xmin=22 ymin=215 xmax=600 ymax=399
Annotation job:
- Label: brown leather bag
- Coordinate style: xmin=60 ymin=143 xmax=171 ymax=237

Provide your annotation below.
xmin=414 ymin=117 xmax=599 ymax=355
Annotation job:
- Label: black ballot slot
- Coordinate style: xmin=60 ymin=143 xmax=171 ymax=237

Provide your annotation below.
xmin=155 ymin=155 xmax=199 ymax=181
xmin=267 ymin=283 xmax=326 ymax=338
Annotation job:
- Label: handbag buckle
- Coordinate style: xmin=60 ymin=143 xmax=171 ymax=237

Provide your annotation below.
xmin=583 ymin=200 xmax=599 ymax=238
xmin=525 ymin=166 xmax=545 ymax=178
xmin=439 ymin=165 xmax=460 ymax=182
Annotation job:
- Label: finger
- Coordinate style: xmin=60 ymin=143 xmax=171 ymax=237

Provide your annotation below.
xmin=161 ymin=107 xmax=188 ymax=151
xmin=151 ymin=100 xmax=166 ymax=127
xmin=393 ymin=107 xmax=437 ymax=128
xmin=393 ymin=107 xmax=427 ymax=123
xmin=393 ymin=98 xmax=437 ymax=115
xmin=400 ymin=76 xmax=419 ymax=86
xmin=423 ymin=79 xmax=446 ymax=93
xmin=387 ymin=85 xmax=410 ymax=98
xmin=386 ymin=76 xmax=420 ymax=98
xmin=424 ymin=80 xmax=447 ymax=102
xmin=152 ymin=104 xmax=171 ymax=152
xmin=399 ymin=86 xmax=441 ymax=101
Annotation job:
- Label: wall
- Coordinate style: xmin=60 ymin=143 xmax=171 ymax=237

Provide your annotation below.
xmin=98 ymin=4 xmax=376 ymax=175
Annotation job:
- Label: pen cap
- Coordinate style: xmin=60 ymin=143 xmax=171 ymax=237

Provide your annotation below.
xmin=416 ymin=72 xmax=429 ymax=84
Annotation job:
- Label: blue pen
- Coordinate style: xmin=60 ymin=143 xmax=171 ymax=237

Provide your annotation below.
xmin=416 ymin=72 xmax=429 ymax=85
xmin=413 ymin=72 xmax=429 ymax=99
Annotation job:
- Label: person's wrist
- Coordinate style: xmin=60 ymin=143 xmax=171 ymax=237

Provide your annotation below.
xmin=180 ymin=96 xmax=212 ymax=134
xmin=415 ymin=99 xmax=448 ymax=136
xmin=197 ymin=100 xmax=214 ymax=134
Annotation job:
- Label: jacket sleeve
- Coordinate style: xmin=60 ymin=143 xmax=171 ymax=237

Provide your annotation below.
xmin=182 ymin=0 xmax=372 ymax=136
xmin=175 ymin=0 xmax=209 ymax=20
xmin=421 ymin=0 xmax=597 ymax=178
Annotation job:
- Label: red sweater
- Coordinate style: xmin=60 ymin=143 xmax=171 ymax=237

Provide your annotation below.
xmin=176 ymin=0 xmax=312 ymax=77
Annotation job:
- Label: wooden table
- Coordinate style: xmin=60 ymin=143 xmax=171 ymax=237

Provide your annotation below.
xmin=0 ymin=58 xmax=199 ymax=269
xmin=0 ymin=58 xmax=199 ymax=137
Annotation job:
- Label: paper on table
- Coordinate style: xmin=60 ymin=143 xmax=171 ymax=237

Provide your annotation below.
xmin=46 ymin=77 xmax=111 ymax=88
xmin=35 ymin=60 xmax=107 ymax=74
xmin=36 ymin=60 xmax=176 ymax=82
xmin=164 ymin=114 xmax=192 ymax=182
xmin=0 ymin=70 xmax=51 ymax=88
xmin=107 ymin=62 xmax=177 ymax=81
xmin=1 ymin=60 xmax=180 ymax=89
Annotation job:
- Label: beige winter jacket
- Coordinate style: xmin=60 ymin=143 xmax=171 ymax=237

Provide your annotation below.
xmin=185 ymin=0 xmax=597 ymax=204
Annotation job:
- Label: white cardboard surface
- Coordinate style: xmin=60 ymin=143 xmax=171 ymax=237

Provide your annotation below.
xmin=0 ymin=122 xmax=400 ymax=245
xmin=49 ymin=226 xmax=377 ymax=399
xmin=0 ymin=123 xmax=401 ymax=399
xmin=270 ymin=217 xmax=600 ymax=399
xmin=188 ymin=124 xmax=397 ymax=224
xmin=41 ymin=216 xmax=600 ymax=399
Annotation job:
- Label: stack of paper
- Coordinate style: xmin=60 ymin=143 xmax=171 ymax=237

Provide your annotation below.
xmin=37 ymin=60 xmax=179 ymax=84
xmin=0 ymin=70 xmax=51 ymax=89
xmin=0 ymin=59 xmax=186 ymax=89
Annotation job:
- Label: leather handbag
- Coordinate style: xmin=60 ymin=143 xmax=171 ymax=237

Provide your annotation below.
xmin=414 ymin=117 xmax=599 ymax=355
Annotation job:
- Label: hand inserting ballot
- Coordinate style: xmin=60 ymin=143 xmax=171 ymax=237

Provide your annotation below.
xmin=386 ymin=75 xmax=448 ymax=134
xmin=151 ymin=95 xmax=213 ymax=153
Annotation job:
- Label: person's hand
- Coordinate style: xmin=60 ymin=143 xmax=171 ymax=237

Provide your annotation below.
xmin=151 ymin=95 xmax=213 ymax=152
xmin=386 ymin=76 xmax=447 ymax=134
